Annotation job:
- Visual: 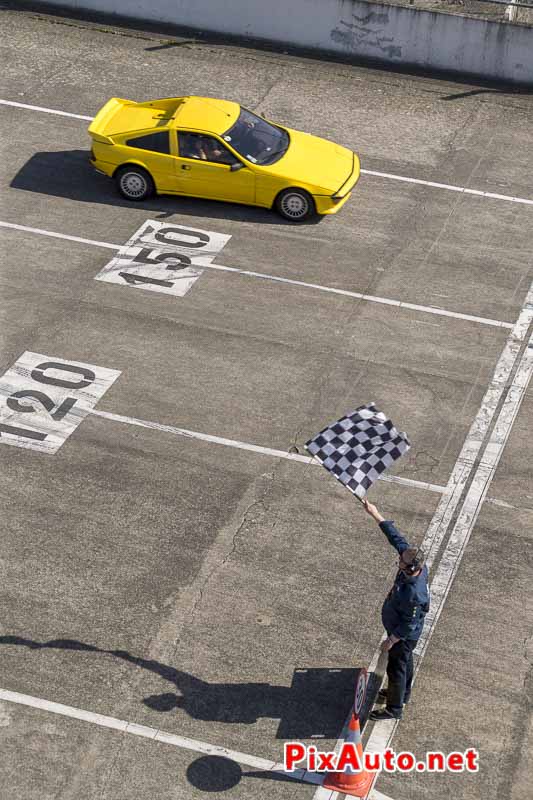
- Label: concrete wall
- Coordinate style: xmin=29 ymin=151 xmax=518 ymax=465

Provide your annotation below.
xmin=31 ymin=0 xmax=533 ymax=84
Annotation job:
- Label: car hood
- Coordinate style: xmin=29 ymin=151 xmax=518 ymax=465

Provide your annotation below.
xmin=263 ymin=129 xmax=355 ymax=193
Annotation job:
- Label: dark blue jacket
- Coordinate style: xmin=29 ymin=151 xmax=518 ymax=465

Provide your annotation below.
xmin=379 ymin=521 xmax=430 ymax=641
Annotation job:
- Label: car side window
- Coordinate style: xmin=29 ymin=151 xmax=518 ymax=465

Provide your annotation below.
xmin=126 ymin=132 xmax=170 ymax=154
xmin=178 ymin=132 xmax=238 ymax=166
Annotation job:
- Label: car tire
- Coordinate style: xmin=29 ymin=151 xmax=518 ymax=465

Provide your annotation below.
xmin=275 ymin=188 xmax=315 ymax=222
xmin=115 ymin=165 xmax=154 ymax=201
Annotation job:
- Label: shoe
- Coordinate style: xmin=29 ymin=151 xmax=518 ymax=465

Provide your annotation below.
xmin=369 ymin=708 xmax=402 ymax=721
xmin=377 ymin=690 xmax=410 ymax=705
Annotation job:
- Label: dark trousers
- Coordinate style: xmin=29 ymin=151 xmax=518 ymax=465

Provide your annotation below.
xmin=386 ymin=638 xmax=416 ymax=717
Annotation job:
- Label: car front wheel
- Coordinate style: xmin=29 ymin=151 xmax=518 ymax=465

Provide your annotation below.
xmin=275 ymin=188 xmax=315 ymax=222
xmin=116 ymin=165 xmax=154 ymax=201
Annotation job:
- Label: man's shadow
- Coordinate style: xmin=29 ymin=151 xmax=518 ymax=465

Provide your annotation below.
xmin=10 ymin=151 xmax=322 ymax=225
xmin=0 ymin=635 xmax=370 ymax=738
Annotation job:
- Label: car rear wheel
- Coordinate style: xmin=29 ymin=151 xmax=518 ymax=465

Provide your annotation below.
xmin=275 ymin=188 xmax=315 ymax=221
xmin=116 ymin=165 xmax=154 ymax=201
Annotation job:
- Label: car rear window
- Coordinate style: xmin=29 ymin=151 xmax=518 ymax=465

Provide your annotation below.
xmin=126 ymin=132 xmax=170 ymax=154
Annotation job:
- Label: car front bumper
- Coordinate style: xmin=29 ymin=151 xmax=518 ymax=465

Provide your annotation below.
xmin=314 ymin=152 xmax=360 ymax=215
xmin=314 ymin=191 xmax=354 ymax=215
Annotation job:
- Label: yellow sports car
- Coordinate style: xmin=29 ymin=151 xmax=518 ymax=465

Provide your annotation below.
xmin=89 ymin=96 xmax=359 ymax=221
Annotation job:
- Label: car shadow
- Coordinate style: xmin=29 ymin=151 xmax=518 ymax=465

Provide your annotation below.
xmin=10 ymin=150 xmax=323 ymax=226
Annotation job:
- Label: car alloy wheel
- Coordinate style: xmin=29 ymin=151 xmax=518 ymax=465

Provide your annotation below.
xmin=120 ymin=171 xmax=148 ymax=199
xmin=116 ymin=166 xmax=154 ymax=201
xmin=276 ymin=188 xmax=314 ymax=221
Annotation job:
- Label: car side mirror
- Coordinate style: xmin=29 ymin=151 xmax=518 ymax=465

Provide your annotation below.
xmin=230 ymin=162 xmax=244 ymax=172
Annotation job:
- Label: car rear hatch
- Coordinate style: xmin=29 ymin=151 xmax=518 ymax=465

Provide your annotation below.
xmin=88 ymin=97 xmax=183 ymax=142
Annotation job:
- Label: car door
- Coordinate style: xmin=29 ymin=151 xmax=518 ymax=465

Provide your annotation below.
xmin=175 ymin=132 xmax=255 ymax=204
xmin=119 ymin=130 xmax=178 ymax=192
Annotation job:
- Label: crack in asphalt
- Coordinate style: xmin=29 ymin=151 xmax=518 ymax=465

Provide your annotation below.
xmin=495 ymin=632 xmax=533 ymax=799
xmin=186 ymin=495 xmax=270 ymax=631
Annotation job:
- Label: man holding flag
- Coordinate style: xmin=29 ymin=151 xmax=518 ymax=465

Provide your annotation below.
xmin=305 ymin=402 xmax=430 ymax=722
xmin=363 ymin=499 xmax=430 ymax=721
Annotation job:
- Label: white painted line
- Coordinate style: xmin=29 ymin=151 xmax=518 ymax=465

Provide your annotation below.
xmin=486 ymin=497 xmax=516 ymax=509
xmin=0 ymin=98 xmax=93 ymax=121
xmin=377 ymin=474 xmax=445 ymax=495
xmin=0 ymin=687 xmax=274 ymax=770
xmin=421 ymin=284 xmax=533 ymax=568
xmin=90 ymin=408 xmax=445 ymax=495
xmin=0 ymin=221 xmax=514 ymax=330
xmin=312 ymin=281 xmax=533 ymax=800
xmin=361 ymin=168 xmax=533 ymax=207
xmin=311 ymin=770 xmax=395 ymax=799
xmin=0 ymin=686 xmax=324 ymax=786
xmin=195 ymin=259 xmax=514 ymax=330
xmin=363 ymin=329 xmax=533 ymax=795
xmin=0 ymin=220 xmax=119 ymax=250
xmin=417 ymin=330 xmax=533 ymax=661
xmin=3 ymin=99 xmax=532 ymax=206
xmin=92 ymin=408 xmax=310 ymax=459
xmin=368 ymin=791 xmax=396 ymax=800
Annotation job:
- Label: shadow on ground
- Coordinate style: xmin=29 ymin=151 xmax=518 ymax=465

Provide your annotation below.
xmin=0 ymin=634 xmax=370 ymax=738
xmin=185 ymin=754 xmax=318 ymax=792
xmin=1 ymin=633 xmax=378 ymax=791
xmin=440 ymin=87 xmax=533 ymax=100
xmin=10 ymin=150 xmax=322 ymax=226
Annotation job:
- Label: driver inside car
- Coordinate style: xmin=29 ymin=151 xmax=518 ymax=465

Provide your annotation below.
xmin=202 ymin=138 xmax=228 ymax=163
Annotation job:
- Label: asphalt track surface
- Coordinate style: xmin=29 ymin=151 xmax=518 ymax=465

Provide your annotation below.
xmin=1 ymin=6 xmax=533 ymax=800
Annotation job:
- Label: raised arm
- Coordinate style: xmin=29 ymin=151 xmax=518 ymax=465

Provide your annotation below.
xmin=362 ymin=499 xmax=410 ymax=554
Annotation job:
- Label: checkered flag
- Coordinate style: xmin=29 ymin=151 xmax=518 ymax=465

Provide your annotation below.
xmin=305 ymin=403 xmax=410 ymax=499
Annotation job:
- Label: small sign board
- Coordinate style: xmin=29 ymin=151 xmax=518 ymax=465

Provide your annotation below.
xmin=354 ymin=668 xmax=368 ymax=719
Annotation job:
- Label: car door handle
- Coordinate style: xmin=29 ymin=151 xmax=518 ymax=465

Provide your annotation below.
xmin=181 ymin=164 xmax=191 ymax=170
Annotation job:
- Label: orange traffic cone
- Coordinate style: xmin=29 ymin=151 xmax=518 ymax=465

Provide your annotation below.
xmin=322 ymin=711 xmax=374 ymax=798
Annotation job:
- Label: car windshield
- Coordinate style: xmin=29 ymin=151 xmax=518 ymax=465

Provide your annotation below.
xmin=222 ymin=108 xmax=289 ymax=166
